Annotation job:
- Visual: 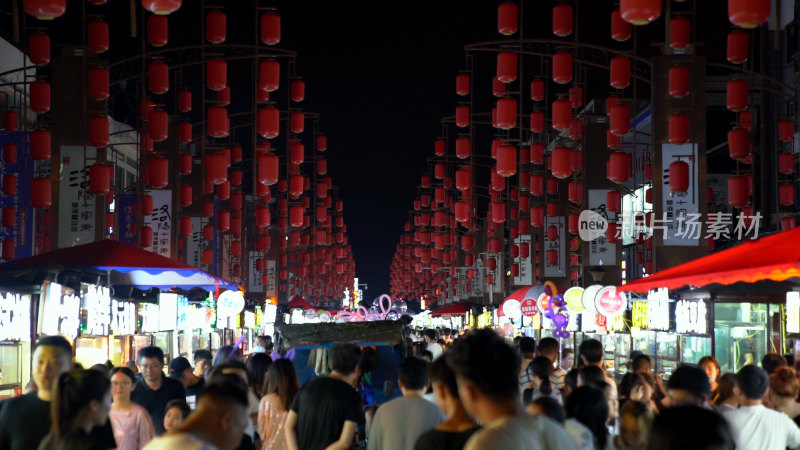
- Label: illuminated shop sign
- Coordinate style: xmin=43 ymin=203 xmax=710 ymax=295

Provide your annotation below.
xmin=675 ymin=299 xmax=708 ymax=335
xmin=140 ymin=303 xmax=160 ymax=333
xmin=158 ymin=293 xmax=178 ymax=331
xmin=787 ymin=292 xmax=800 ymax=334
xmin=82 ymin=284 xmax=111 ymax=336
xmin=39 ymin=282 xmax=81 ymax=340
xmin=111 ymin=300 xmax=136 ymax=335
xmin=0 ymin=292 xmax=32 ymax=341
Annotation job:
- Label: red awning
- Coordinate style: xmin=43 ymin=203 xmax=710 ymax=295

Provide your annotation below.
xmin=288 ymin=297 xmax=315 ymax=309
xmin=430 ymin=302 xmax=470 ymax=317
xmin=617 ymin=227 xmax=800 ymax=294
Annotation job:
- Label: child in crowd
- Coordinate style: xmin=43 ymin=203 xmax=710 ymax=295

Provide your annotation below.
xmin=163 ymin=399 xmax=191 ymax=433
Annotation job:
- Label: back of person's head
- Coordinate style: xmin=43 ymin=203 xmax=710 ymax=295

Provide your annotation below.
xmin=246 ymin=352 xmax=272 ymax=396
xmin=137 ymin=346 xmax=164 ymax=364
xmin=424 ymin=329 xmax=436 ymax=341
xmin=736 ymin=364 xmax=769 ymax=400
xmin=420 ymin=350 xmax=434 ymax=362
xmin=264 ymin=359 xmax=300 ymax=411
xmin=428 ymin=356 xmax=459 ymax=398
xmin=201 ymin=372 xmax=249 ymax=408
xmin=194 ymin=349 xmax=213 ymax=363
xmin=447 ymin=328 xmax=520 ymax=401
xmin=647 ymin=405 xmax=732 ymax=450
xmin=619 ymin=400 xmax=654 ymax=433
xmin=579 ymin=365 xmax=607 ymax=389
xmin=109 ymin=366 xmax=136 ymax=384
xmin=518 ymin=336 xmax=536 ymax=354
xmin=578 ymin=339 xmax=603 ymax=365
xmin=770 ymin=366 xmax=800 ymax=398
xmin=399 ymin=357 xmax=429 ymax=390
xmin=619 ymin=371 xmax=653 ymax=401
xmin=537 ymin=337 xmax=559 ymax=359
xmin=530 ymin=396 xmax=565 ymax=423
xmin=713 ymin=373 xmax=737 ymax=405
xmin=529 ymin=356 xmax=554 ymax=395
xmin=37 ymin=335 xmax=73 ymax=357
xmin=632 ymin=354 xmax=652 ymax=372
xmin=89 ymin=363 xmax=110 ymax=377
xmin=565 ymin=386 xmax=609 ymax=449
xmin=209 ymin=360 xmax=248 ymax=381
xmin=330 ymin=343 xmax=361 ymax=375
xmin=667 ymin=365 xmax=710 ymax=402
xmin=213 ymin=345 xmax=243 ymax=367
xmin=51 ymin=370 xmax=110 ymax=438
xmin=761 ymin=353 xmax=788 ymax=375
xmin=564 ymin=368 xmax=579 ymax=394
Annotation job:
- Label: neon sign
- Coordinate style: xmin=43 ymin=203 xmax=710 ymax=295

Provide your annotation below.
xmin=83 ymin=284 xmax=111 ymax=336
xmin=39 ymin=282 xmax=81 ymax=340
xmin=675 ymin=299 xmax=708 ymax=335
xmin=0 ymin=292 xmax=31 ymax=341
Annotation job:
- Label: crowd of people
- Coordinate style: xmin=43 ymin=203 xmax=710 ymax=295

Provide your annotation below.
xmin=4 ymin=329 xmax=800 ymax=449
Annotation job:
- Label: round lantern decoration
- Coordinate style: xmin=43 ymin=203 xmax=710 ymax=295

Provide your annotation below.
xmin=727 ymin=31 xmax=749 ymax=63
xmin=291 ymin=80 xmax=305 ymax=102
xmin=148 ymin=15 xmax=168 ymax=47
xmin=728 ymin=175 xmax=749 ymax=207
xmin=620 ymin=0 xmax=661 ymax=25
xmin=206 ymin=11 xmax=226 ymax=44
xmin=89 ymin=164 xmax=111 ymax=195
xmin=552 ymin=52 xmax=573 ymax=84
xmin=608 ymin=151 xmax=631 ymax=184
xmin=205 ymin=153 xmax=227 ymax=185
xmin=669 ymin=113 xmax=689 ymax=145
xmin=609 ymin=104 xmax=631 ymax=136
xmin=88 ymin=68 xmax=109 ymax=100
xmin=726 ymin=79 xmax=748 ymax=112
xmin=611 ymin=9 xmax=632 ymax=41
xmin=179 ymin=217 xmax=192 ymax=237
xmin=498 ymin=1 xmax=518 ymax=35
xmin=148 ymin=62 xmax=169 ymax=94
xmin=669 ymin=161 xmax=690 ymax=192
xmin=148 ymin=157 xmax=168 ymax=188
xmin=669 ymin=17 xmax=691 ymax=50
xmin=4 ymin=111 xmax=18 ymax=132
xmin=668 ymin=65 xmax=690 ymax=98
xmin=142 ymin=0 xmax=182 ymax=15
xmin=178 ymin=121 xmax=192 ymax=143
xmin=88 ymin=20 xmax=109 ymax=53
xmin=456 ymin=74 xmax=470 ymax=96
xmin=455 ymin=106 xmax=469 ymax=128
xmin=89 ymin=116 xmax=110 ymax=147
xmin=29 ymin=81 xmax=50 ymax=113
xmin=28 ymin=32 xmax=50 ymax=65
xmin=148 ymin=109 xmax=168 ymax=142
xmin=728 ymin=0 xmax=770 ymax=29
xmin=780 ymin=184 xmax=795 ymax=206
xmin=779 ymin=152 xmax=794 ymax=175
xmin=257 ymin=154 xmax=278 ymax=185
xmin=778 ymin=120 xmax=794 ymax=142
xmin=552 ymin=3 xmax=573 ymax=37
xmin=261 ymin=12 xmax=281 ymax=45
xmin=30 ymin=129 xmax=51 ymax=160
xmin=496 ymin=145 xmax=517 ymax=177
xmin=207 ymin=106 xmax=229 ymax=138
xmin=260 ymin=60 xmax=280 ymax=92
xmin=609 ymin=57 xmax=631 ymax=89
xmin=31 ymin=177 xmax=51 ymax=208
xmin=3 ymin=143 xmax=17 ymax=165
xmin=728 ymin=128 xmax=750 ymax=161
xmin=551 ymin=147 xmax=572 ymax=179
xmin=257 ymin=107 xmax=280 ymax=139
xmin=607 ymin=191 xmax=621 ymax=212
xmin=552 ymin=99 xmax=571 ymax=131
xmin=206 ymin=59 xmax=227 ymax=91
xmin=496 ymin=97 xmax=516 ymax=129
xmin=497 ymin=51 xmax=517 ymax=83
xmin=25 ymin=0 xmax=66 ymax=19
xmin=530 ymin=111 xmax=545 ymax=133
xmin=531 ymin=79 xmax=545 ymax=101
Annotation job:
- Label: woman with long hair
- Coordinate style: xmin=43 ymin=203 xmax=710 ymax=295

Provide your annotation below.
xmin=108 ymin=367 xmax=154 ymax=450
xmin=39 ymin=369 xmax=112 ymax=450
xmin=246 ymin=353 xmax=272 ymax=398
xmin=523 ymin=356 xmax=563 ymax=406
xmin=257 ymin=359 xmax=300 ymax=450
xmin=564 ymin=385 xmax=609 ymax=450
xmin=769 ymin=366 xmax=800 ymax=425
xmin=698 ymin=356 xmax=721 ymax=396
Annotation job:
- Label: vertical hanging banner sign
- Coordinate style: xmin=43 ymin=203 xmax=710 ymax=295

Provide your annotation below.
xmin=661 ymin=143 xmax=700 ymax=246
xmin=143 ymin=189 xmax=172 ymax=257
xmin=58 ymin=146 xmax=97 ymax=248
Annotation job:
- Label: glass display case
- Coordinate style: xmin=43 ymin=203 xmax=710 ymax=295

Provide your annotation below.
xmin=0 ymin=343 xmax=30 ymax=401
xmin=714 ymin=303 xmax=769 ymax=373
xmin=680 ymin=335 xmax=712 ymax=366
xmin=655 ymin=333 xmax=679 ymax=378
xmin=75 ymin=337 xmax=110 ymax=368
xmin=609 ymin=334 xmax=632 ymax=382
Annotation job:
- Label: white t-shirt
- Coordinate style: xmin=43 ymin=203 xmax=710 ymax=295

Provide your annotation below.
xmin=722 ymin=404 xmax=800 ymax=450
xmin=465 ymin=414 xmax=578 ymax=450
xmin=143 ymin=432 xmax=218 ymax=450
xmin=427 ymin=342 xmax=444 ymax=360
xmin=367 ymin=396 xmax=444 ymax=450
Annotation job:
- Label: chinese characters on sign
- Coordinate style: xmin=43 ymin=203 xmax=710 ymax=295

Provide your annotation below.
xmin=82 ymin=284 xmax=111 ymax=336
xmin=143 ymin=190 xmax=173 ymax=257
xmin=646 ymin=288 xmax=671 ymax=331
xmin=0 ymin=292 xmax=31 ymax=341
xmin=512 ymin=235 xmax=533 ymax=286
xmin=58 ymin=146 xmax=97 ymax=248
xmin=139 ymin=303 xmax=159 ymax=333
xmin=675 ymin=299 xmax=708 ymax=334
xmin=111 ymin=300 xmax=136 ymax=335
xmin=544 ymin=216 xmax=566 ymax=277
xmin=39 ymin=282 xmax=81 ymax=340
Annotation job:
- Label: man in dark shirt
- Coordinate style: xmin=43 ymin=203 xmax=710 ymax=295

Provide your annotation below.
xmin=286 ymin=344 xmax=365 ymax=450
xmin=169 ymin=356 xmax=205 ymax=409
xmin=0 ymin=336 xmax=74 ymax=450
xmin=132 ymin=346 xmax=186 ymax=434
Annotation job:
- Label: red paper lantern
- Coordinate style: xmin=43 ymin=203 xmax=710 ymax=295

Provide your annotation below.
xmin=2 ymin=240 xmax=14 ymax=260
xmin=30 ymin=129 xmax=51 ymax=160
xmin=496 ymin=97 xmax=516 ymax=129
xmin=88 ymin=68 xmax=109 ymax=100
xmin=206 ymin=59 xmax=227 ymax=91
xmin=261 ymin=12 xmax=281 ymax=45
xmin=568 ymin=182 xmax=582 ymax=203
xmin=779 ymin=152 xmax=794 ymax=174
xmin=289 ymin=175 xmax=303 ymax=198
xmin=498 ymin=1 xmax=518 ymax=35
xmin=778 ymin=120 xmax=794 ymax=142
xmin=669 ymin=161 xmax=689 ymax=192
xmin=496 ymin=145 xmax=517 ymax=177
xmin=260 ymin=60 xmax=280 ymax=92
xmin=726 ymin=79 xmax=748 ymax=112
xmin=727 ymin=31 xmax=749 ymax=63
xmin=2 ymin=207 xmax=15 ymax=228
xmin=491 ymin=202 xmax=507 ymax=223
xmin=606 ymin=223 xmax=620 ymax=243
xmin=290 ymin=142 xmax=304 ymax=165
xmin=569 ymin=118 xmax=583 ymax=140
xmin=456 ymin=74 xmax=470 ymax=96
xmin=205 ymin=153 xmax=227 ymax=185
xmin=455 ymin=167 xmax=470 ymax=191
xmin=28 ymin=32 xmax=50 ymax=65
xmin=206 ymin=10 xmax=226 ymax=43
xmin=669 ymin=114 xmax=689 ymax=145
xmin=177 ymin=184 xmax=192 ymax=207
xmin=611 ymin=9 xmax=632 ymax=41
xmin=3 ymin=143 xmax=17 ymax=165
xmin=552 ymin=3 xmax=573 ymax=37
xmin=455 ymin=106 xmax=469 ymax=127
xmin=217 ymin=210 xmax=231 ymax=232
xmin=610 ymin=57 xmax=631 ymax=89
xmin=552 ymin=99 xmax=571 ymax=131
xmin=148 ymin=157 xmax=168 ymax=188
xmin=551 ymin=147 xmax=571 ymax=179
xmin=728 ymin=176 xmax=749 ymax=207
xmin=29 ymin=81 xmax=50 ymax=113
xmin=3 ymin=111 xmax=17 ymax=131
xmin=148 ymin=109 xmax=168 ymax=141
xmin=530 ymin=111 xmax=545 ymax=133
xmin=89 ymin=116 xmax=109 ymax=147
xmin=607 ymin=191 xmax=621 ymax=212
xmin=142 ymin=0 xmax=181 ymax=15
xmin=530 ymin=143 xmax=545 ymax=164
xmin=216 ymin=86 xmax=230 ymax=106
xmin=620 ymin=0 xmax=661 ymax=25
xmin=529 ymin=174 xmax=544 ymax=196
xmin=609 ymin=104 xmax=630 ymax=136
xmin=668 ymin=65 xmax=690 ymax=98
xmin=207 ymin=106 xmax=229 ymax=138
xmin=178 ymin=216 xmax=192 ymax=237
xmin=88 ymin=164 xmax=110 ymax=195
xmin=290 ymin=112 xmax=304 ymax=134
xmin=178 ymin=121 xmax=192 ymax=143
xmin=552 ymin=52 xmax=573 ymax=84
xmin=31 ymin=177 xmax=51 ymax=208
xmin=88 ymin=20 xmax=109 ymax=53
xmin=608 ymin=151 xmax=631 ymax=183
xmin=148 ymin=15 xmax=168 ymax=47
xmin=24 ymin=0 xmax=66 ymax=19
xmin=607 ymin=129 xmax=622 ymax=149
xmin=728 ymin=128 xmax=749 ymax=160
xmin=497 ymin=51 xmax=517 ymax=83
xmin=670 ymin=17 xmax=690 ymax=50
xmin=547 ymin=249 xmax=559 ymax=265
xmin=780 ymin=184 xmax=795 ymax=206
xmin=148 ymin=62 xmax=169 ymax=94
xmin=728 ymin=0 xmax=770 ymax=29
xmin=530 ymin=79 xmax=545 ymax=101
xmin=289 ymin=80 xmax=306 ymax=103
xmin=531 ymin=206 xmax=545 ymax=227
xmin=257 ymin=107 xmax=280 ymax=139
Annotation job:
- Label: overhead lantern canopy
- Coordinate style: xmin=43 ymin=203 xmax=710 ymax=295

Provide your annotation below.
xmin=728 ymin=0 xmax=770 ymax=29
xmin=261 ymin=12 xmax=281 ymax=45
xmin=206 ymin=10 xmax=226 ymax=44
xmin=25 ymin=0 xmax=67 ymax=19
xmin=148 ymin=15 xmax=168 ymax=47
xmin=497 ymin=2 xmax=518 ymax=35
xmin=620 ymin=0 xmax=661 ymax=25
xmin=552 ymin=3 xmax=573 ymax=37
xmin=142 ymin=0 xmax=182 ymax=15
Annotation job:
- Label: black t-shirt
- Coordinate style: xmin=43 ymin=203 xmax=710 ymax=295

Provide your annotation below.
xmin=414 ymin=427 xmax=481 ymax=450
xmin=131 ymin=375 xmax=186 ymax=434
xmin=291 ymin=376 xmax=365 ymax=450
xmin=185 ymin=378 xmax=205 ymax=401
xmin=0 ymin=392 xmax=52 ymax=450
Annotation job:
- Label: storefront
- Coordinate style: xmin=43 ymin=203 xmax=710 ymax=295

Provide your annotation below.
xmin=629 ymin=289 xmax=681 ymax=378
xmin=110 ymin=298 xmax=137 ymax=366
xmin=712 ymin=300 xmax=779 ymax=373
xmin=75 ymin=284 xmax=112 ymax=368
xmin=0 ymin=290 xmax=33 ymax=399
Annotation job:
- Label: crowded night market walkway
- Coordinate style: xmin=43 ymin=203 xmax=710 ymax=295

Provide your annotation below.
xmin=0 ymin=0 xmax=798 ymax=449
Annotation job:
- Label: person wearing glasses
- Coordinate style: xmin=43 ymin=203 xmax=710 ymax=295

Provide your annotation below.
xmin=131 ymin=346 xmax=186 ymax=435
